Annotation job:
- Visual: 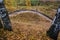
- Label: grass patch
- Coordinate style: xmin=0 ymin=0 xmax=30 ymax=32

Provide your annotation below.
xmin=1 ymin=1 xmax=60 ymax=40
xmin=5 ymin=1 xmax=60 ymax=19
xmin=1 ymin=12 xmax=60 ymax=40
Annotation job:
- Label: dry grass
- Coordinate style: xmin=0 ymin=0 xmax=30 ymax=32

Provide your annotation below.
xmin=1 ymin=13 xmax=60 ymax=40
xmin=6 ymin=6 xmax=56 ymax=19
xmin=5 ymin=1 xmax=60 ymax=19
xmin=0 ymin=13 xmax=53 ymax=40
xmin=1 ymin=2 xmax=60 ymax=40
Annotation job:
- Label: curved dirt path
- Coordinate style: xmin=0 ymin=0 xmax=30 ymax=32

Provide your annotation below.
xmin=9 ymin=10 xmax=53 ymax=22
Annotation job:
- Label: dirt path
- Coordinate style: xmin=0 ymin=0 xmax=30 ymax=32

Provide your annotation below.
xmin=9 ymin=10 xmax=53 ymax=22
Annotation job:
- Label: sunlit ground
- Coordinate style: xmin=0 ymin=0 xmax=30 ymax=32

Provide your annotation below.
xmin=0 ymin=1 xmax=60 ymax=40
xmin=0 ymin=8 xmax=60 ymax=40
xmin=6 ymin=6 xmax=56 ymax=19
xmin=0 ymin=13 xmax=52 ymax=40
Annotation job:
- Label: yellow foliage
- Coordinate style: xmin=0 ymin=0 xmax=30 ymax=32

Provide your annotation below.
xmin=6 ymin=6 xmax=16 ymax=12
